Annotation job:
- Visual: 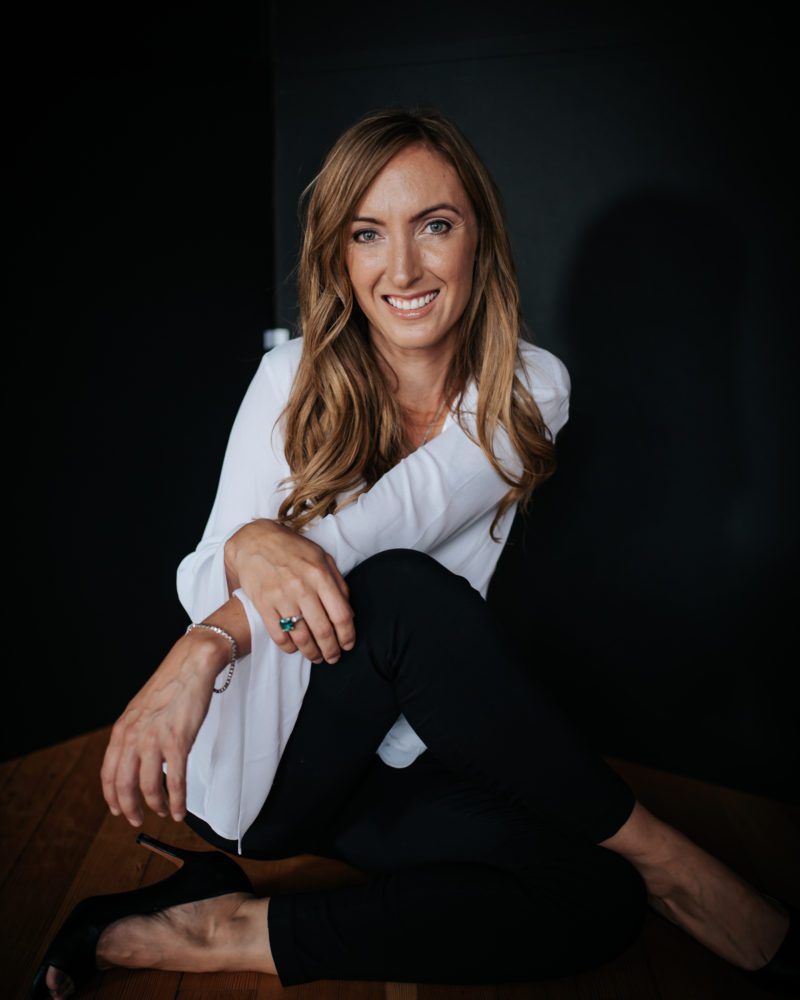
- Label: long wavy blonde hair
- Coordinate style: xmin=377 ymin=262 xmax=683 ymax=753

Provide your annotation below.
xmin=275 ymin=106 xmax=557 ymax=542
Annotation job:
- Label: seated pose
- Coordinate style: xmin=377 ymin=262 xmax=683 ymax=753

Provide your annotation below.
xmin=34 ymin=107 xmax=797 ymax=998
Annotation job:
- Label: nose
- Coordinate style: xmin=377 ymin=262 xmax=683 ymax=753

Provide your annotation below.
xmin=387 ymin=232 xmax=424 ymax=289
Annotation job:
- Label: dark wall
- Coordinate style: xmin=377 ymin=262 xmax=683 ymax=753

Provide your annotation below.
xmin=271 ymin=4 xmax=798 ymax=800
xmin=8 ymin=3 xmax=797 ymax=803
xmin=7 ymin=4 xmax=274 ymax=760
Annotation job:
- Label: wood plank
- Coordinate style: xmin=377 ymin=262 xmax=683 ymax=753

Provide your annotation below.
xmin=418 ymin=987 xmax=497 ymax=999
xmin=254 ymin=970 xmax=301 ymax=997
xmin=386 ymin=985 xmax=418 ymax=1000
xmin=497 ymin=982 xmax=579 ymax=1000
xmin=417 ymin=983 xmax=496 ymax=1000
xmin=289 ymin=982 xmax=385 ymax=999
xmin=0 ymin=755 xmax=21 ymax=794
xmin=177 ymin=991 xmax=258 ymax=999
xmin=0 ymin=730 xmax=88 ymax=887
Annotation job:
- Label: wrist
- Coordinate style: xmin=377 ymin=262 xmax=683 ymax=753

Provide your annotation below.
xmin=179 ymin=629 xmax=234 ymax=683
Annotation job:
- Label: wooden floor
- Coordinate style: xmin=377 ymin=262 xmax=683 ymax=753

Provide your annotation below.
xmin=1 ymin=727 xmax=797 ymax=1000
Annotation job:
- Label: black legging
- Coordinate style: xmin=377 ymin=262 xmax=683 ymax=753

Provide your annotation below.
xmin=185 ymin=548 xmax=648 ymax=986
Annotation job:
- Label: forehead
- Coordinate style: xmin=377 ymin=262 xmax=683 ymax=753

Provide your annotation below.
xmin=354 ymin=143 xmax=470 ymax=214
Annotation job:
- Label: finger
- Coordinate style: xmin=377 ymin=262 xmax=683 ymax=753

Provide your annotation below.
xmin=165 ymin=747 xmax=188 ymax=822
xmin=317 ymin=570 xmax=357 ymax=651
xmin=265 ymin=596 xmax=323 ymax=662
xmin=100 ymin=727 xmax=124 ymax=816
xmin=251 ymin=588 xmax=303 ymax=655
xmin=294 ymin=590 xmax=344 ymax=663
xmin=139 ymin=745 xmax=169 ymax=818
xmin=324 ymin=553 xmax=351 ymax=602
xmin=273 ymin=612 xmax=324 ymax=663
xmin=115 ymin=745 xmax=146 ymax=827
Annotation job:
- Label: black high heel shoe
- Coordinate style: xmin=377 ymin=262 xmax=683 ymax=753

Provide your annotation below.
xmin=741 ymin=896 xmax=800 ymax=996
xmin=30 ymin=833 xmax=254 ymax=999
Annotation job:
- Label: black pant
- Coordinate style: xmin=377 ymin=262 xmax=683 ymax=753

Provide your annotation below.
xmin=185 ymin=548 xmax=647 ymax=986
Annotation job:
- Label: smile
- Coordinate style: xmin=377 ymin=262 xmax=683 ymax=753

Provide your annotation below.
xmin=382 ymin=290 xmax=440 ymax=316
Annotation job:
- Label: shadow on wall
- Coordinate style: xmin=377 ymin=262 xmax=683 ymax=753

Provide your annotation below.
xmin=501 ymin=190 xmax=797 ymax=797
xmin=559 ymin=190 xmax=748 ymax=653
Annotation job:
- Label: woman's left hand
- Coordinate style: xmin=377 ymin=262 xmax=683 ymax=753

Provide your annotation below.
xmin=100 ymin=629 xmax=229 ymax=826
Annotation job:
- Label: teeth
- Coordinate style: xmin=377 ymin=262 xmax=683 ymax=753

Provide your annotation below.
xmin=386 ymin=291 xmax=438 ymax=310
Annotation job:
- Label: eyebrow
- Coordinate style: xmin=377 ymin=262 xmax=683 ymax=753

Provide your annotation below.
xmin=351 ymin=202 xmax=464 ymax=225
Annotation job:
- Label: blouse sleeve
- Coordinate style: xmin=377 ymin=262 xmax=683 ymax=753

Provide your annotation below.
xmin=175 ymin=350 xmax=292 ymax=626
xmin=301 ymin=344 xmax=571 ymax=575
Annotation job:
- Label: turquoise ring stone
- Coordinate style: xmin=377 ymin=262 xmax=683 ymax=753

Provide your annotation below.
xmin=279 ymin=615 xmax=302 ymax=632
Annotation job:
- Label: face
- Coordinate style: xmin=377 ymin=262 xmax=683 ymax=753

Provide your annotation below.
xmin=344 ymin=143 xmax=479 ymax=362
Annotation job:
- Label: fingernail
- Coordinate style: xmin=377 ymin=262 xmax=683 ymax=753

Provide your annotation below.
xmin=328 ymin=655 xmax=340 ymax=664
xmin=343 ymin=641 xmax=354 ymax=650
xmin=110 ymin=807 xmax=120 ymax=816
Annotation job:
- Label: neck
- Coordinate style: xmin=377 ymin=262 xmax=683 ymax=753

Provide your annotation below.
xmin=369 ymin=333 xmax=455 ymax=416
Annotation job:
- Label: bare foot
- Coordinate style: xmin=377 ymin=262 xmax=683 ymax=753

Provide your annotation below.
xmin=43 ymin=891 xmax=276 ymax=1000
xmin=612 ymin=813 xmax=790 ymax=971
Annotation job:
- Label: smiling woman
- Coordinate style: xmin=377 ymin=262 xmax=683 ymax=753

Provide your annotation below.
xmin=32 ymin=106 xmax=797 ymax=999
xmin=280 ymin=108 xmax=557 ymax=541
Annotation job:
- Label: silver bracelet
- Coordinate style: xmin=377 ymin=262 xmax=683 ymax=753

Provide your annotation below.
xmin=185 ymin=622 xmax=239 ymax=694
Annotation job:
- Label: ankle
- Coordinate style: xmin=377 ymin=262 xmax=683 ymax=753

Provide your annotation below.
xmin=599 ymin=801 xmax=697 ymax=901
xmin=600 ymin=801 xmax=680 ymax=865
xmin=216 ymin=896 xmax=276 ymax=975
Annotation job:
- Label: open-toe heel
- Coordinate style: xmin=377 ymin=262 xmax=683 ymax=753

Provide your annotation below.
xmin=741 ymin=897 xmax=800 ymax=996
xmin=30 ymin=834 xmax=254 ymax=999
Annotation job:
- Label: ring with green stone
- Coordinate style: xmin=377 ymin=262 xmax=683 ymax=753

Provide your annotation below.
xmin=279 ymin=614 xmax=303 ymax=633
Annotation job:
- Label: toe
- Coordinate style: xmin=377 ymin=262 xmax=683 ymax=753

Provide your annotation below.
xmin=45 ymin=965 xmax=75 ymax=999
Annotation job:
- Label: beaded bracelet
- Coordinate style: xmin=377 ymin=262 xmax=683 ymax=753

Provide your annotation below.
xmin=185 ymin=622 xmax=239 ymax=694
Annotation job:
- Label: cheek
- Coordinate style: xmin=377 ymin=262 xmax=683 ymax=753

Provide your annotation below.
xmin=346 ymin=255 xmax=381 ymax=298
xmin=425 ymin=244 xmax=475 ymax=291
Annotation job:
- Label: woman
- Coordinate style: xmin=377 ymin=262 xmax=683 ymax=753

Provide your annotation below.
xmin=34 ymin=107 xmax=797 ymax=998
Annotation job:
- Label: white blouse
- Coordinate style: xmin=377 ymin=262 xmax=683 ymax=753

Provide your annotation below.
xmin=176 ymin=335 xmax=570 ymax=853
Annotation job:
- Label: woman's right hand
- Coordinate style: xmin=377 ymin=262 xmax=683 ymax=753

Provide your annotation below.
xmin=224 ymin=518 xmax=356 ymax=664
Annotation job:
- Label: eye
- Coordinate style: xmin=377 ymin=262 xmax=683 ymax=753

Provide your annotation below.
xmin=353 ymin=229 xmax=379 ymax=244
xmin=425 ymin=219 xmax=452 ymax=235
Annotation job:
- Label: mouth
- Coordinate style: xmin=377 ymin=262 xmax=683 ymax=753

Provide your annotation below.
xmin=382 ymin=289 xmax=440 ymax=317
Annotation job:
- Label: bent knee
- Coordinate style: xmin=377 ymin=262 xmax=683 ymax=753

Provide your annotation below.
xmin=349 ymin=547 xmax=442 ymax=581
xmin=346 ymin=549 xmax=470 ymax=602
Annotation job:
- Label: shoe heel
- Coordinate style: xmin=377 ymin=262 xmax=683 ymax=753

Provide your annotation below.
xmin=136 ymin=833 xmax=194 ymax=866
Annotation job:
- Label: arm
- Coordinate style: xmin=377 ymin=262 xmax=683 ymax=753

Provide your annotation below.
xmin=300 ymin=343 xmax=571 ymax=574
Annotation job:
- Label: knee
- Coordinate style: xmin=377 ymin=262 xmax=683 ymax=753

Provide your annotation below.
xmin=345 ymin=548 xmax=477 ymax=638
xmin=346 ymin=547 xmax=444 ymax=586
xmin=346 ymin=548 xmax=471 ymax=611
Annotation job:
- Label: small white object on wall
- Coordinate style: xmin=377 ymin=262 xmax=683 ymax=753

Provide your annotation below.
xmin=263 ymin=328 xmax=291 ymax=351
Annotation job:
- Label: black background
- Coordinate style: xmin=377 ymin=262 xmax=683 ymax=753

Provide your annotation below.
xmin=7 ymin=3 xmax=798 ymax=801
